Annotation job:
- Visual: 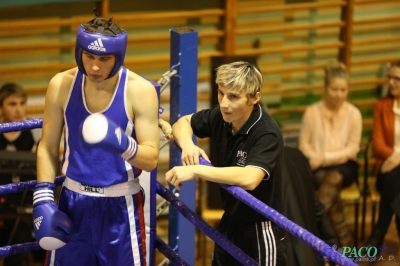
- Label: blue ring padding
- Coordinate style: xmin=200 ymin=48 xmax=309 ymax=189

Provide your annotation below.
xmin=0 ymin=118 xmax=43 ymax=134
xmin=0 ymin=176 xmax=65 ymax=196
xmin=155 ymin=236 xmax=190 ymax=266
xmin=197 ymin=157 xmax=357 ymax=266
xmin=0 ymin=242 xmax=40 ymax=257
xmin=156 ymin=182 xmax=259 ymax=266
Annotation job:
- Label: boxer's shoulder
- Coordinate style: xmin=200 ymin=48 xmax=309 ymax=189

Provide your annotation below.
xmin=51 ymin=67 xmax=77 ymax=83
xmin=126 ymin=70 xmax=156 ymax=93
xmin=46 ymin=68 xmax=77 ymax=103
xmin=125 ymin=71 xmax=158 ymax=118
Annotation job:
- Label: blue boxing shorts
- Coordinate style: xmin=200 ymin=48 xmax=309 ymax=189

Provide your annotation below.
xmin=45 ymin=177 xmax=146 ymax=266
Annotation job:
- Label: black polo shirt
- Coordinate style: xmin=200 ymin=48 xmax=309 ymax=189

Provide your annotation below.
xmin=191 ymin=103 xmax=284 ymax=222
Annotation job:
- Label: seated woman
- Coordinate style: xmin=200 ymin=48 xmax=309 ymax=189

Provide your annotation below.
xmin=365 ymin=61 xmax=400 ymax=248
xmin=298 ymin=62 xmax=363 ymax=247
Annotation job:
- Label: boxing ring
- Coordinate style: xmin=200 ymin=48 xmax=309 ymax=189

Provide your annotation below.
xmin=0 ymin=28 xmax=358 ymax=266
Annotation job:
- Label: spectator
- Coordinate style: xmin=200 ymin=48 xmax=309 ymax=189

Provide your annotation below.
xmin=0 ymin=83 xmax=41 ymax=152
xmin=365 ymin=61 xmax=400 ymax=248
xmin=0 ymin=82 xmax=41 ymax=266
xmin=298 ymin=62 xmax=363 ymax=247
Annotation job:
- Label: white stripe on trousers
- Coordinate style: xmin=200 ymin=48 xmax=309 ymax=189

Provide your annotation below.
xmin=126 ymin=195 xmax=142 ymax=266
xmin=256 ymin=221 xmax=277 ymax=266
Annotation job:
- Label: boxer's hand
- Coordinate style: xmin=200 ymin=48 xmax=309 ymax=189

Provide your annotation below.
xmin=81 ymin=113 xmax=138 ymax=160
xmin=33 ymin=182 xmax=73 ymax=250
xmin=159 ymin=118 xmax=174 ymax=140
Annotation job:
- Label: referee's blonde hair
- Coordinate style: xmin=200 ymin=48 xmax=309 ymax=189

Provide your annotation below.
xmin=215 ymin=61 xmax=263 ymax=100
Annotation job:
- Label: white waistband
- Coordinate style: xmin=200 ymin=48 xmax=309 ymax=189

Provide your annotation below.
xmin=63 ymin=177 xmax=141 ymax=197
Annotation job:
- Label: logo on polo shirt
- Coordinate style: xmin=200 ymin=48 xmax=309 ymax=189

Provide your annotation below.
xmin=236 ymin=150 xmax=247 ymax=166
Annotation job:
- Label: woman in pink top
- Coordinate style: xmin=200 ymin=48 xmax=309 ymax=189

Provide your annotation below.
xmin=299 ymin=62 xmax=362 ymax=189
xmin=298 ymin=62 xmax=362 ymax=247
xmin=365 ymin=61 xmax=400 ymax=248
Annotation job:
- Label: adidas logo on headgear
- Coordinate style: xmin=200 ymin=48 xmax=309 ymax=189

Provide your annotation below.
xmin=88 ymin=38 xmax=106 ymax=52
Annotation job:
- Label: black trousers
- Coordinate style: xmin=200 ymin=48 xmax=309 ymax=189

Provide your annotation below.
xmin=313 ymin=160 xmax=359 ymax=190
xmin=375 ymin=165 xmax=400 ymax=235
xmin=212 ymin=214 xmax=287 ymax=266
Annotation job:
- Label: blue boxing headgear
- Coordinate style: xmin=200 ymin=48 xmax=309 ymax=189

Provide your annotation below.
xmin=75 ymin=24 xmax=127 ymax=79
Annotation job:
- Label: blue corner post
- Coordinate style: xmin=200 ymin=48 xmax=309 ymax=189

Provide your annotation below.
xmin=168 ymin=27 xmax=198 ymax=266
xmin=147 ymin=79 xmax=161 ymax=266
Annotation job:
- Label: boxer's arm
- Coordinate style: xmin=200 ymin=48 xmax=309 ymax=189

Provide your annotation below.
xmin=37 ymin=72 xmax=67 ymax=183
xmin=34 ymin=72 xmax=73 ymax=250
xmin=127 ymin=75 xmax=160 ymax=172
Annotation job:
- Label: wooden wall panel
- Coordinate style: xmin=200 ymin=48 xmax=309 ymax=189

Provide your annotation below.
xmin=0 ymin=0 xmax=399 ymax=138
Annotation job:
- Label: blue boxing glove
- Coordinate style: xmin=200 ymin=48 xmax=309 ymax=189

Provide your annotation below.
xmin=81 ymin=113 xmax=138 ymax=161
xmin=33 ymin=182 xmax=73 ymax=250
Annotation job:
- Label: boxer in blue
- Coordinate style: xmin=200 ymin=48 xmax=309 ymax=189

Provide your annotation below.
xmin=33 ymin=12 xmax=160 ymax=266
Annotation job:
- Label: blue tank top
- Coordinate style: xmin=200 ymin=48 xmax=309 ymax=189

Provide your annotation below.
xmin=62 ymin=68 xmax=140 ymax=187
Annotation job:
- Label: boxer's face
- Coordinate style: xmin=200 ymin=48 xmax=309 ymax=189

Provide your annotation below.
xmin=0 ymin=95 xmax=26 ymax=123
xmin=82 ymin=51 xmax=116 ymax=82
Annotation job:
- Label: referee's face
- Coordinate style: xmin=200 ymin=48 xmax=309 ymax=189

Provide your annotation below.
xmin=217 ymin=86 xmax=255 ymax=131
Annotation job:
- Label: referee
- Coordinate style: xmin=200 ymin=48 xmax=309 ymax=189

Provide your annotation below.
xmin=165 ymin=61 xmax=286 ymax=266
